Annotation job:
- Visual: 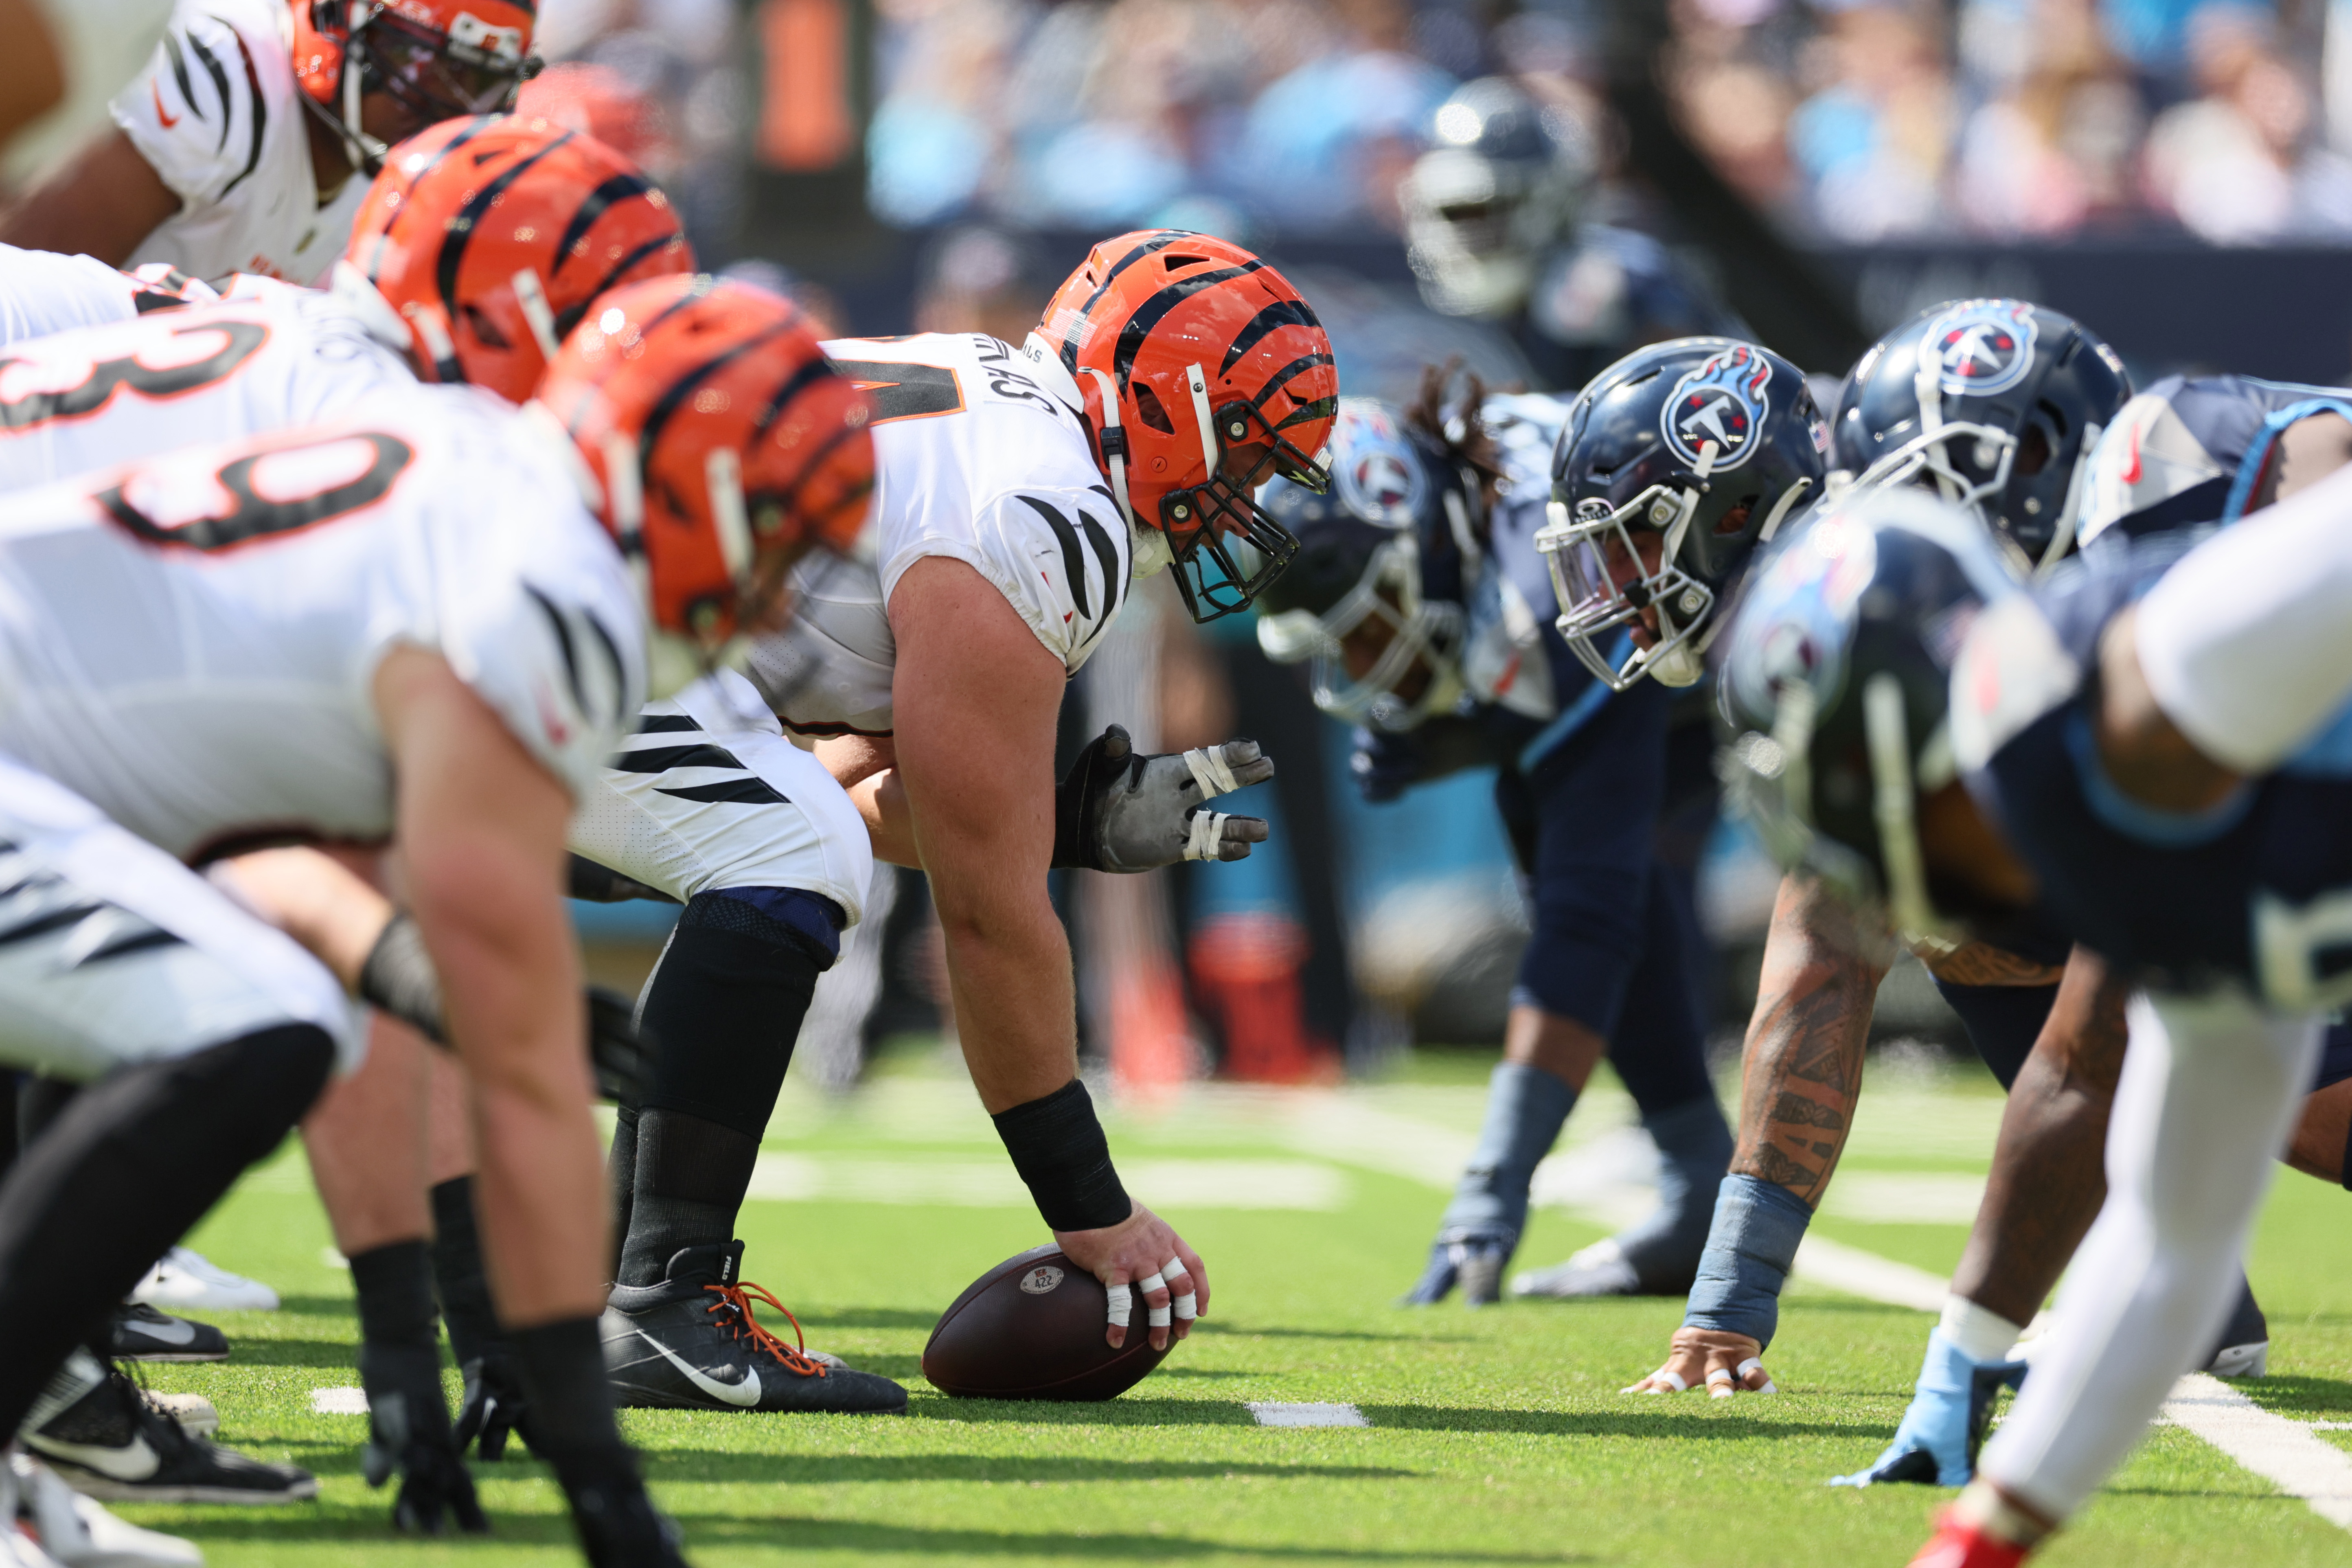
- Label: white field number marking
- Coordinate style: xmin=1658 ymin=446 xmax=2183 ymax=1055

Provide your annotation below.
xmin=310 ymin=1387 xmax=369 ymax=1415
xmin=1248 ymin=1402 xmax=1368 ymax=1428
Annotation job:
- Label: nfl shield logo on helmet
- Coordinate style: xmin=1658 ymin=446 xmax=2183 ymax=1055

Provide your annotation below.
xmin=1921 ymin=300 xmax=2038 ymax=398
xmin=1660 ymin=344 xmax=1773 ymax=471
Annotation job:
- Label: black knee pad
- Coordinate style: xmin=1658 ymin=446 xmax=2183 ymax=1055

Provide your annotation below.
xmin=636 ymin=891 xmax=827 ymax=1140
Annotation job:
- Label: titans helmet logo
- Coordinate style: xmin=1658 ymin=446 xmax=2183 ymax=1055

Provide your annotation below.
xmin=1660 ymin=345 xmax=1773 ymax=472
xmin=1921 ymin=300 xmax=2038 ymax=399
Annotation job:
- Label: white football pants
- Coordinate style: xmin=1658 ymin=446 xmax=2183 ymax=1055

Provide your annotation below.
xmin=0 ymin=754 xmax=358 ymax=1081
xmin=568 ymin=669 xmax=873 ymax=924
xmin=1979 ymin=989 xmax=2320 ymax=1520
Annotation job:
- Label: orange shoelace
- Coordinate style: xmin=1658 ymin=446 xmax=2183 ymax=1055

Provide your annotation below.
xmin=702 ymin=1279 xmax=828 ymax=1377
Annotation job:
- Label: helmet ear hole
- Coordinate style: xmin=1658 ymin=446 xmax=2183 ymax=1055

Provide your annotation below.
xmin=1131 ymin=383 xmax=1176 ymax=435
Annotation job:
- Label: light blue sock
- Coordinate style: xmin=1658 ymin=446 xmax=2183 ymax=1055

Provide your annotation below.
xmin=1611 ymin=1094 xmax=1735 ymax=1276
xmin=1436 ymin=1060 xmax=1577 ymax=1242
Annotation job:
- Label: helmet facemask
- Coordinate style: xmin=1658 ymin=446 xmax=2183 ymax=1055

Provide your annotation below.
xmin=306 ymin=1 xmax=537 ymax=175
xmin=1258 ymin=535 xmax=1465 ymax=732
xmin=1538 ymin=447 xmax=1812 ymax=693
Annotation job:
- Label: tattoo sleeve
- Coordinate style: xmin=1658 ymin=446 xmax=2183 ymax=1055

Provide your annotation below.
xmin=1730 ymin=875 xmax=1890 ymax=1206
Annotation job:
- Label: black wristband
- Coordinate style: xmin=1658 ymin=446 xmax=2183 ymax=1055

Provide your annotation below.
xmin=357 ymin=912 xmax=448 ymax=1046
xmin=990 ymin=1079 xmax=1133 ymax=1232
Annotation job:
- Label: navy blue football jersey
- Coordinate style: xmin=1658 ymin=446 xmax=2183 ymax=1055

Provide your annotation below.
xmin=1962 ymin=534 xmax=2352 ymax=1006
xmin=2079 ymin=374 xmax=2352 ymax=547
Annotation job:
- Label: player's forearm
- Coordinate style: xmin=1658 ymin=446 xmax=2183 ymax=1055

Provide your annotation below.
xmin=1729 ymin=875 xmax=1887 ymax=1206
xmin=0 ymin=126 xmax=178 ymax=263
xmin=931 ymin=868 xmax=1081 ymax=1113
xmin=1949 ymin=952 xmax=2126 ymax=1325
xmin=849 ymin=767 xmax=921 ymax=868
xmin=214 ymin=845 xmax=395 ymax=990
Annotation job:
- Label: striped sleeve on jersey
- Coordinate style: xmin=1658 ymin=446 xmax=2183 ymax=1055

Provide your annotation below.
xmin=983 ymin=486 xmax=1132 ymax=668
xmin=109 ymin=7 xmax=270 ymax=207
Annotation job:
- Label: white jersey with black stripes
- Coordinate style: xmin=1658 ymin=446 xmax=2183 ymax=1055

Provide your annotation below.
xmin=0 ymin=389 xmax=642 ymax=861
xmin=752 ymin=331 xmax=1133 ymax=739
xmin=0 ymin=244 xmax=153 ymax=347
xmin=110 ymin=0 xmax=358 ymax=285
xmin=0 ymin=273 xmax=414 ymax=492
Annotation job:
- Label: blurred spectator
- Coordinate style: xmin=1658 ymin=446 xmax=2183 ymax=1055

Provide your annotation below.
xmin=910 ymin=224 xmax=1054 ymax=341
xmin=2142 ymin=4 xmax=2352 ymax=239
xmin=1786 ymin=5 xmax=1955 ymax=239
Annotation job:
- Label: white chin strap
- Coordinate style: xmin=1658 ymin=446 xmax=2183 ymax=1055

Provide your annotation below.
xmin=335 ymin=2 xmax=390 ymax=171
xmin=1074 ymin=365 xmax=1134 ymax=528
xmin=511 ymin=268 xmax=561 ymax=364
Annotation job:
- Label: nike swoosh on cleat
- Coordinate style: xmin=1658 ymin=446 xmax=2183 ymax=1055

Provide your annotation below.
xmin=29 ymin=1434 xmax=160 ymax=1482
xmin=635 ymin=1331 xmax=761 ymax=1408
xmin=151 ymin=81 xmax=180 ymax=130
xmin=130 ymin=1317 xmax=197 ymax=1346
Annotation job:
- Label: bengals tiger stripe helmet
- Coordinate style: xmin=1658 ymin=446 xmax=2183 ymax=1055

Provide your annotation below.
xmin=1033 ymin=230 xmax=1339 ymax=622
xmin=294 ymin=0 xmax=539 ymax=173
xmin=535 ymin=274 xmax=874 ymax=695
xmin=345 ymin=115 xmax=692 ymax=404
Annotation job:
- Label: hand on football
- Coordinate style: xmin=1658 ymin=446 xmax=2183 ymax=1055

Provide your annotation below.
xmin=1624 ymin=1327 xmax=1775 ymax=1396
xmin=1053 ymin=1201 xmax=1208 ymax=1351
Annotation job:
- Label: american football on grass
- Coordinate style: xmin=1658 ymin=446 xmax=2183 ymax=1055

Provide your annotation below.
xmin=921 ymin=1244 xmax=1174 ymax=1399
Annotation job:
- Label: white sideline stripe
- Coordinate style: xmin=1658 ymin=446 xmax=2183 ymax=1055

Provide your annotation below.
xmin=2160 ymin=1373 xmax=2352 ymax=1529
xmin=310 ymin=1387 xmax=369 ymax=1415
xmin=1248 ymin=1401 xmax=1368 ymax=1428
xmin=1791 ymin=1235 xmax=1949 ymax=1312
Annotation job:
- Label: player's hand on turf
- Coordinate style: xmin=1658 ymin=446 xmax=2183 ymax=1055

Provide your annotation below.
xmin=1053 ymin=1202 xmax=1207 ymax=1351
xmin=359 ymin=1345 xmax=490 ymax=1534
xmin=1624 ymin=1327 xmax=1776 ymax=1397
xmin=454 ymin=1350 xmax=540 ymax=1461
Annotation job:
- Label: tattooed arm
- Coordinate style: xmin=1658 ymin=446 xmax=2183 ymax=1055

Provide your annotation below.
xmin=1731 ymin=873 xmax=1893 ymax=1206
xmin=1948 ymin=948 xmax=2129 ymax=1325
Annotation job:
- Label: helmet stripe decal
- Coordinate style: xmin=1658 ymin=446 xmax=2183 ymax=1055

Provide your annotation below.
xmin=1250 ymin=353 xmax=1335 ymax=409
xmin=751 ymin=355 xmax=833 ymax=440
xmin=434 ymin=132 xmax=575 ymax=316
xmin=772 ymin=418 xmax=872 ymax=527
xmin=1217 ymin=299 xmax=1322 ymax=377
xmin=1058 ymin=231 xmax=1199 ymax=373
xmin=556 ymin=230 xmax=687 ymax=338
xmin=1111 ymin=263 xmax=1264 ymax=385
xmin=636 ymin=320 xmax=800 ymax=458
xmin=553 ymin=172 xmax=660 ymax=274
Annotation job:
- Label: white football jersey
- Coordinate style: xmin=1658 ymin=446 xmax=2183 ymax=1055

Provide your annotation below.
xmin=0 ymin=392 xmax=642 ymax=861
xmin=111 ymin=0 xmax=357 ymax=285
xmin=748 ymin=331 xmax=1133 ymax=737
xmin=0 ymin=275 xmax=412 ymax=493
xmin=0 ymin=244 xmax=151 ymax=347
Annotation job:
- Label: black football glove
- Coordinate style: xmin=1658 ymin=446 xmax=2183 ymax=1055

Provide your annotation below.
xmin=548 ymin=1440 xmax=690 ymax=1568
xmin=358 ymin=1340 xmax=489 ymax=1535
xmin=587 ymin=986 xmax=653 ymax=1107
xmin=453 ymin=1347 xmax=544 ymax=1463
xmin=1053 ymin=725 xmax=1274 ymax=872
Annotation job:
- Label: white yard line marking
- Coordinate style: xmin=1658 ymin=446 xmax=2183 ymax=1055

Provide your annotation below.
xmin=2161 ymin=1374 xmax=2352 ymax=1529
xmin=1248 ymin=1401 xmax=1369 ymax=1428
xmin=742 ymin=1154 xmax=1351 ymax=1211
xmin=1791 ymin=1235 xmax=1949 ymax=1312
xmin=309 ymin=1387 xmax=368 ymax=1415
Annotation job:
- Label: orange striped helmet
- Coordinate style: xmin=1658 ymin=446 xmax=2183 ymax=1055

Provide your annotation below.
xmin=535 ymin=274 xmax=874 ymax=690
xmin=295 ymin=0 xmax=537 ymax=174
xmin=1035 ymin=230 xmax=1338 ymax=621
xmin=345 ymin=115 xmax=692 ymax=404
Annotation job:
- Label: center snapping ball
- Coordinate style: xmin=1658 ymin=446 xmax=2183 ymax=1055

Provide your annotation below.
xmin=921 ymin=1244 xmax=1174 ymax=1399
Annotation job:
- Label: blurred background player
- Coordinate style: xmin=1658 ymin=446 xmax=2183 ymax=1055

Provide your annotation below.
xmin=1401 ymin=77 xmax=1741 ymax=393
xmin=0 ymin=0 xmax=536 ymax=284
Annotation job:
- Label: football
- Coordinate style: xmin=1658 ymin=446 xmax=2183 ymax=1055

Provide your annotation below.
xmin=921 ymin=1244 xmax=1174 ymax=1400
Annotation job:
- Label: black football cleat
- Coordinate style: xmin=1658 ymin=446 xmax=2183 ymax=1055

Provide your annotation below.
xmin=25 ymin=1353 xmax=315 ymax=1504
xmin=2204 ymin=1278 xmax=2270 ymax=1378
xmin=109 ymin=1304 xmax=227 ymax=1363
xmin=600 ymin=1241 xmax=907 ymax=1414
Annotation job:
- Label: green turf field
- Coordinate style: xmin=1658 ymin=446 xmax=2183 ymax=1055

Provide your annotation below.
xmin=111 ymin=1042 xmax=2352 ymax=1566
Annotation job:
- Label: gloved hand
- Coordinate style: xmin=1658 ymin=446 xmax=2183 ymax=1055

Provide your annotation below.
xmin=453 ymin=1348 xmax=542 ymax=1462
xmin=548 ymin=1440 xmax=690 ymax=1568
xmin=1349 ymin=725 xmax=1424 ymax=804
xmin=1830 ymin=1327 xmax=2026 ymax=1487
xmin=586 ymin=986 xmax=652 ymax=1107
xmin=1052 ymin=725 xmax=1274 ymax=872
xmin=358 ymin=1341 xmax=489 ymax=1535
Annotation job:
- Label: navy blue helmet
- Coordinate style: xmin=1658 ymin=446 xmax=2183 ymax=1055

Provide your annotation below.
xmin=1833 ymin=299 xmax=2131 ymax=567
xmin=1255 ymin=399 xmax=1473 ymax=732
xmin=1540 ymin=337 xmax=1827 ymax=691
xmin=1714 ymin=487 xmax=2021 ymax=943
